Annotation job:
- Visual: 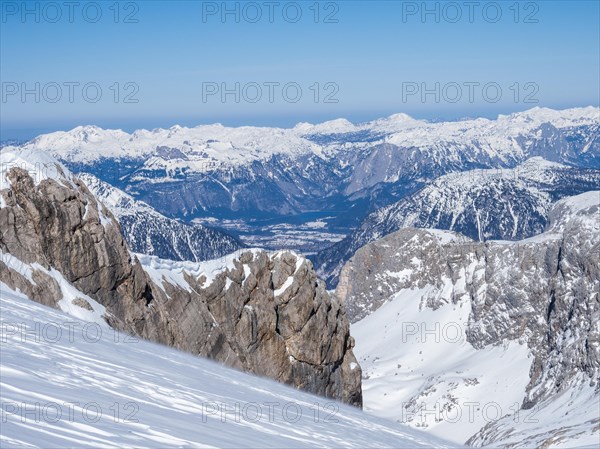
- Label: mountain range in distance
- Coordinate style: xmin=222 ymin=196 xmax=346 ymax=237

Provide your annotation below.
xmin=1 ymin=106 xmax=599 ymax=448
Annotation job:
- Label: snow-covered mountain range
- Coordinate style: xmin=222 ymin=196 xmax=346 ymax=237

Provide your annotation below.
xmin=78 ymin=173 xmax=244 ymax=262
xmin=5 ymin=107 xmax=598 ymax=236
xmin=16 ymin=107 xmax=599 ymax=166
xmin=336 ymin=191 xmax=600 ymax=447
xmin=316 ymin=157 xmax=600 ymax=286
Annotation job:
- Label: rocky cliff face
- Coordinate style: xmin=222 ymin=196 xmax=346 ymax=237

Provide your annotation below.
xmin=0 ymin=149 xmax=362 ymax=407
xmin=335 ymin=192 xmax=599 ymax=442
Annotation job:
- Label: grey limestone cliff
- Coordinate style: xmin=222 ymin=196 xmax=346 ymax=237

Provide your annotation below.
xmin=0 ymin=158 xmax=362 ymax=407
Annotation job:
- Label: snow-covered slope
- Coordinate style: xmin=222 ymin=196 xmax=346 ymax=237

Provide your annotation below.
xmin=352 ymin=287 xmax=599 ymax=448
xmin=316 ymin=158 xmax=600 ymax=286
xmin=467 ymin=379 xmax=599 ymax=448
xmin=337 ymin=191 xmax=600 ymax=447
xmin=78 ymin=173 xmax=244 ymax=262
xmin=352 ymin=287 xmax=533 ymax=444
xmin=0 ymin=287 xmax=456 ymax=449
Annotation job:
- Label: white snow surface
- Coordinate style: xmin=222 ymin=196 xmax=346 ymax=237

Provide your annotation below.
xmin=0 ymin=147 xmax=76 ymax=192
xmin=468 ymin=374 xmax=600 ymax=448
xmin=546 ymin=190 xmax=600 ymax=233
xmin=352 ymin=287 xmax=532 ymax=444
xmin=0 ymin=286 xmax=457 ymax=449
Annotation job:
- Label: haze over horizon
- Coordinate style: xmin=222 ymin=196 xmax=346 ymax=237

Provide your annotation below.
xmin=2 ymin=1 xmax=599 ymax=140
xmin=3 ymin=104 xmax=599 ymax=142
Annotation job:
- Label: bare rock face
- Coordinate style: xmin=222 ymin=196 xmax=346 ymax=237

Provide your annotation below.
xmin=0 ymin=163 xmax=362 ymax=407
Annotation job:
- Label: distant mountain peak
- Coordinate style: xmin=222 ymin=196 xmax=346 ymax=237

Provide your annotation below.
xmin=6 ymin=106 xmax=597 ymax=166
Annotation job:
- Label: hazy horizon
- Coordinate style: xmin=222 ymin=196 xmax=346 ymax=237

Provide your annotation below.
xmin=3 ymin=103 xmax=599 ymax=142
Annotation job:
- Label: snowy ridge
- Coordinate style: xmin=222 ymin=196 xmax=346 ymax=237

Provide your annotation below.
xmin=0 ymin=147 xmax=76 ymax=191
xmin=136 ymin=248 xmax=306 ymax=294
xmin=12 ymin=123 xmax=322 ymax=164
xmin=5 ymin=106 xmax=597 ymax=166
xmin=79 ymin=173 xmax=244 ymax=262
xmin=0 ymin=148 xmax=116 ymax=224
xmin=384 ymin=106 xmax=599 ymax=150
xmin=316 ymin=158 xmax=600 ymax=287
xmin=136 ymin=250 xmax=248 ymax=292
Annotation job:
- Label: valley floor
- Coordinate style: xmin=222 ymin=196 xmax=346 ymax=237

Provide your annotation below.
xmin=193 ymin=214 xmax=348 ymax=255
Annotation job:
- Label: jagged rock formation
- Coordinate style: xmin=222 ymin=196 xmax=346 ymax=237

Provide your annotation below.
xmin=336 ymin=191 xmax=599 ymax=443
xmin=78 ymin=173 xmax=244 ymax=262
xmin=0 ymin=149 xmax=362 ymax=407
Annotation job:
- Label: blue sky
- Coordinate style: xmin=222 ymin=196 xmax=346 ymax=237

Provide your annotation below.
xmin=1 ymin=0 xmax=599 ymax=139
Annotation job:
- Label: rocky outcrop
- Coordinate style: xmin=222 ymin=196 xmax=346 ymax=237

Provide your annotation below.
xmin=0 ymin=151 xmax=362 ymax=407
xmin=336 ymin=192 xmax=599 ymax=423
